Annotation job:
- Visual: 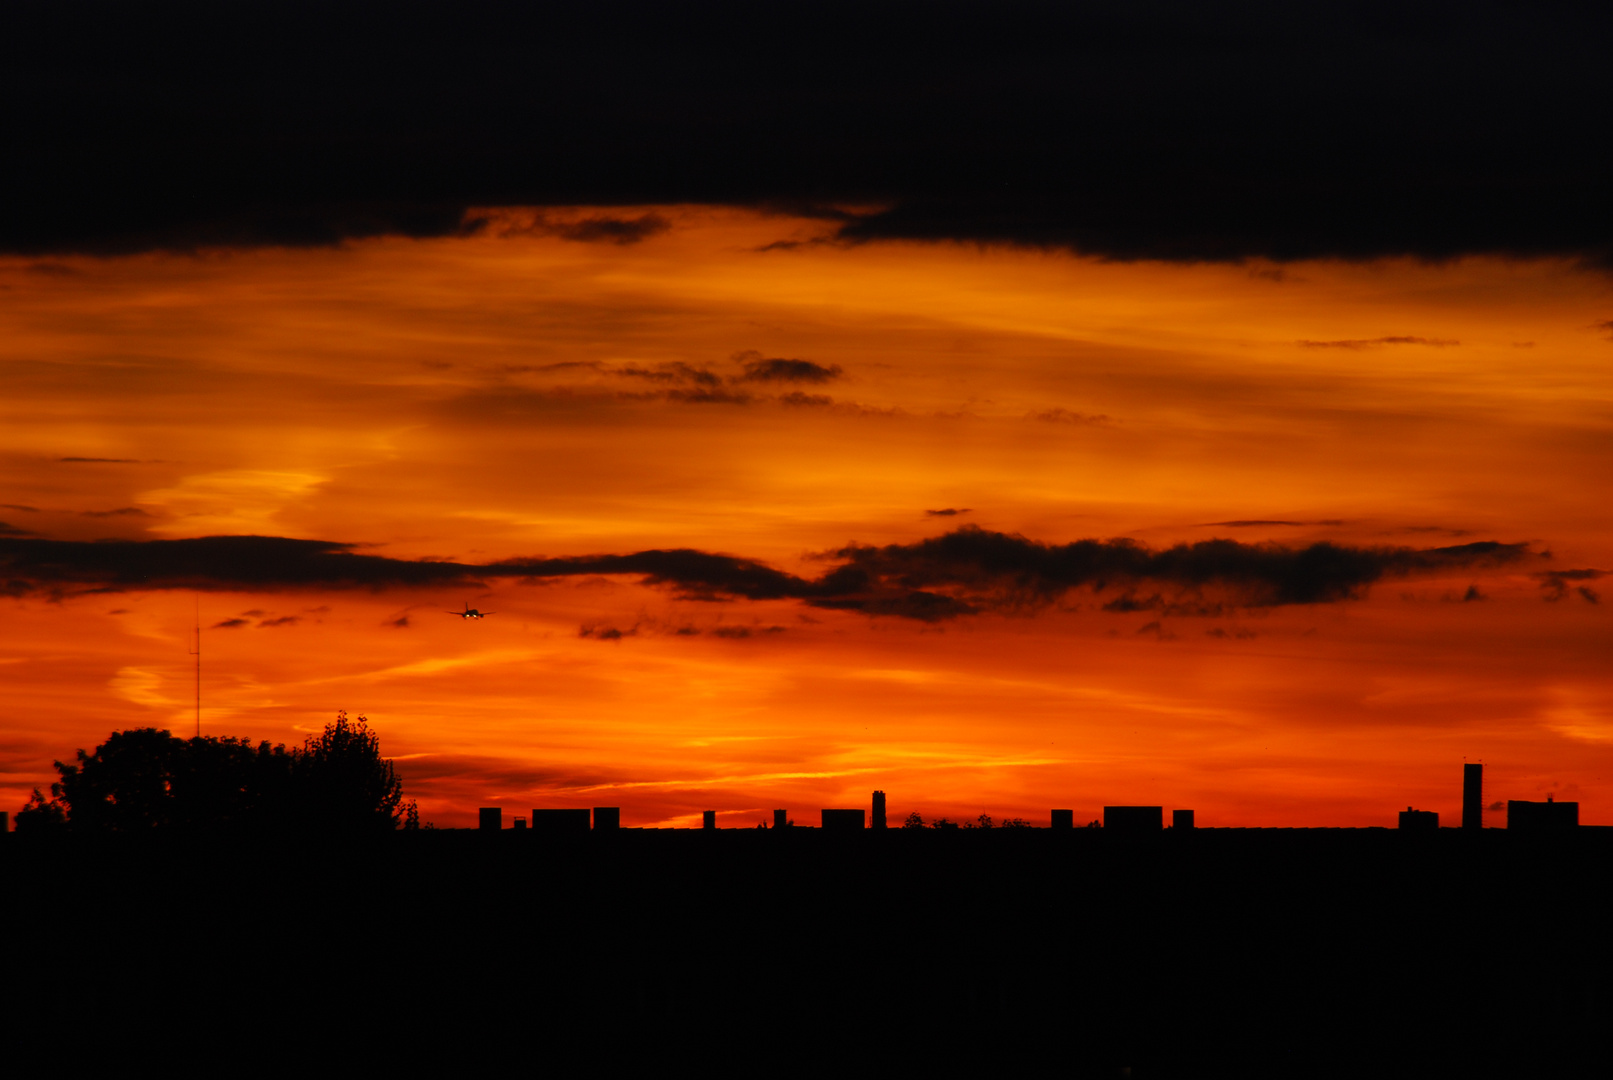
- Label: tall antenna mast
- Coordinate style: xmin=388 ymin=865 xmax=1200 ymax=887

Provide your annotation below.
xmin=187 ymin=595 xmax=200 ymax=738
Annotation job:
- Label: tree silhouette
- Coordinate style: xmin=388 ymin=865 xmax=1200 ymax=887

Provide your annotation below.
xmin=14 ymin=788 xmax=66 ymax=833
xmin=52 ymin=727 xmax=191 ymax=831
xmin=293 ymin=711 xmax=408 ymax=832
xmin=902 ymin=811 xmax=925 ymax=829
xmin=14 ymin=713 xmax=412 ymax=833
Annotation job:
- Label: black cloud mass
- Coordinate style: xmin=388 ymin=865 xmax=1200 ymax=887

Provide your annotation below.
xmin=0 ymin=527 xmax=1532 ymax=621
xmin=3 ymin=1 xmax=1611 ymax=265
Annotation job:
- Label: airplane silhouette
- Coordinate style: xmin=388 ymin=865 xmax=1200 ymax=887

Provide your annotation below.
xmin=448 ymin=604 xmax=493 ymax=619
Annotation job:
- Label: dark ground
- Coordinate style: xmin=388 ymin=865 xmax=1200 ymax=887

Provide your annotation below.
xmin=4 ymin=827 xmax=1608 ymax=1077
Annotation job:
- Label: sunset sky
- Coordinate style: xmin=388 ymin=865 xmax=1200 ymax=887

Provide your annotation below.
xmin=4 ymin=2 xmax=1611 ymax=827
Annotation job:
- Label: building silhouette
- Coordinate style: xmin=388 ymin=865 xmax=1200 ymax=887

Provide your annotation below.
xmin=1463 ymin=763 xmax=1483 ymax=829
xmin=1104 ymin=806 xmax=1163 ymax=832
xmin=1507 ymin=797 xmax=1578 ymax=831
xmin=532 ymin=808 xmax=591 ymax=832
xmin=702 ymin=810 xmax=716 ymax=830
xmin=1398 ymin=807 xmax=1438 ymax=830
xmin=478 ymin=807 xmax=501 ymax=831
xmin=1051 ymin=809 xmax=1074 ymax=829
xmin=872 ymin=790 xmax=887 ymax=829
xmin=1173 ymin=809 xmax=1195 ymax=830
xmin=593 ymin=807 xmax=620 ymax=830
xmin=821 ymin=809 xmax=865 ymax=830
xmin=773 ymin=809 xmax=788 ymax=829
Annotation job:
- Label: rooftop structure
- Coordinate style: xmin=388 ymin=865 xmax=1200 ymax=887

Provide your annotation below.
xmin=1507 ymin=797 xmax=1578 ymax=831
xmin=1104 ymin=806 xmax=1163 ymax=832
xmin=821 ymin=809 xmax=865 ymax=830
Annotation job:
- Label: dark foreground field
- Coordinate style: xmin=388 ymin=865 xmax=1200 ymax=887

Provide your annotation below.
xmin=4 ymin=828 xmax=1608 ymax=1077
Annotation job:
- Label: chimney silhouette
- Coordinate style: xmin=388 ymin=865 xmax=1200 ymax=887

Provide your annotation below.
xmin=702 ymin=810 xmax=716 ymax=830
xmin=1463 ymin=764 xmax=1483 ymax=830
xmin=773 ymin=809 xmax=787 ymax=829
xmin=872 ymin=790 xmax=887 ymax=829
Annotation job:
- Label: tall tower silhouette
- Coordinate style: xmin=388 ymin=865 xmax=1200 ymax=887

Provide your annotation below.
xmin=1463 ymin=763 xmax=1483 ymax=830
xmin=872 ymin=790 xmax=887 ymax=829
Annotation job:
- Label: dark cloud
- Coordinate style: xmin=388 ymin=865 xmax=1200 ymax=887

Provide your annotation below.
xmin=388 ymin=615 xmax=410 ymax=628
xmin=1206 ymin=520 xmax=1305 ymax=528
xmin=579 ymin=624 xmax=636 ymax=641
xmin=258 ymin=615 xmax=300 ymax=627
xmin=1298 ymin=337 xmax=1460 ymax=349
xmin=814 ymin=527 xmax=1532 ymax=614
xmin=1596 ymin=320 xmax=1613 ymax=339
xmin=778 ymin=392 xmax=833 ymax=407
xmin=0 ymin=526 xmax=1536 ymax=621
xmin=1578 ymin=586 xmax=1600 ymax=604
xmin=58 ymin=457 xmax=139 ymax=464
xmin=711 ymin=625 xmax=785 ymax=639
xmin=926 ymin=509 xmax=971 ymax=517
xmin=0 ymin=521 xmax=33 ymax=537
xmin=1028 ymin=408 xmax=1110 ymax=425
xmin=81 ymin=507 xmax=150 ymax=518
xmin=1462 ymin=585 xmax=1485 ymax=602
xmin=0 ymin=535 xmax=480 ymax=596
xmin=661 ymin=388 xmax=752 ymax=405
xmin=1206 ymin=626 xmax=1257 ymax=639
xmin=736 ymin=356 xmax=843 ymax=384
xmin=2 ymin=505 xmax=40 ymax=513
xmin=483 ymin=211 xmax=670 ymax=245
xmin=12 ymin=3 xmax=1611 ymax=265
xmin=614 ymin=362 xmax=721 ymax=387
xmin=1102 ymin=593 xmax=1161 ymax=613
xmin=211 ymin=618 xmax=249 ymax=629
xmin=1536 ymin=569 xmax=1606 ymax=602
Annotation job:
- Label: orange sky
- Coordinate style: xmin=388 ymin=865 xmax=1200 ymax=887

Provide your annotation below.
xmin=3 ymin=206 xmax=1611 ymax=827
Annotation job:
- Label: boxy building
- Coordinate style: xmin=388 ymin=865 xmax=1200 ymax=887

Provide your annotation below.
xmin=531 ymin=808 xmax=591 ymax=833
xmin=1507 ymin=797 xmax=1578 ymax=831
xmin=821 ymin=809 xmax=865 ymax=830
xmin=1463 ymin=763 xmax=1484 ymax=830
xmin=1103 ymin=806 xmax=1163 ymax=832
